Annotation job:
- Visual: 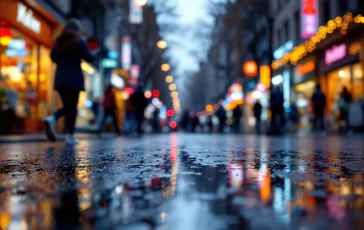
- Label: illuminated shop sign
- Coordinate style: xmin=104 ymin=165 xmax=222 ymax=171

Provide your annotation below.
xmin=273 ymin=41 xmax=294 ymax=60
xmin=297 ymin=61 xmax=315 ymax=75
xmin=300 ymin=0 xmax=319 ymax=39
xmin=325 ymin=43 xmax=346 ymax=66
xmin=17 ymin=3 xmax=41 ymax=34
xmin=122 ymin=36 xmax=131 ymax=71
xmin=129 ymin=0 xmax=143 ymax=24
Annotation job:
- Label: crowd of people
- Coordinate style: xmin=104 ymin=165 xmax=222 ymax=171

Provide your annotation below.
xmin=178 ymin=85 xmax=364 ymax=135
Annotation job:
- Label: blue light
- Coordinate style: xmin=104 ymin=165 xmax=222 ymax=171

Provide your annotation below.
xmin=152 ymin=98 xmax=160 ymax=106
xmin=5 ymin=49 xmax=27 ymax=57
xmin=108 ymin=50 xmax=119 ymax=59
xmin=85 ymin=100 xmax=93 ymax=108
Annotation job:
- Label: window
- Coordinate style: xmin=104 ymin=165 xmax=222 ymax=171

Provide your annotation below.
xmin=294 ymin=11 xmax=301 ymax=45
xmin=322 ymin=0 xmax=330 ymax=23
xmin=338 ymin=0 xmax=347 ymax=15
xmin=359 ymin=0 xmax=364 ymax=12
xmin=284 ymin=21 xmax=289 ymax=42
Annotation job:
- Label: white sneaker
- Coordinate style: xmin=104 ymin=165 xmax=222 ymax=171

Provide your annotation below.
xmin=65 ymin=135 xmax=80 ymax=145
xmin=44 ymin=116 xmax=56 ymax=142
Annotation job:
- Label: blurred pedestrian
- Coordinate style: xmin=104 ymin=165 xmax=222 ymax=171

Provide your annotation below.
xmin=130 ymin=85 xmax=148 ymax=135
xmin=338 ymin=86 xmax=352 ymax=133
xmin=152 ymin=108 xmax=161 ymax=133
xmin=216 ymin=105 xmax=226 ymax=133
xmin=311 ymin=84 xmax=326 ymax=132
xmin=253 ymin=100 xmax=263 ymax=134
xmin=97 ymin=85 xmax=120 ymax=136
xmin=91 ymin=96 xmax=100 ymax=125
xmin=190 ymin=112 xmax=199 ymax=133
xmin=207 ymin=115 xmax=213 ymax=133
xmin=123 ymin=98 xmax=136 ymax=134
xmin=44 ymin=19 xmax=96 ymax=145
xmin=269 ymin=87 xmax=284 ymax=135
xmin=180 ymin=109 xmax=190 ymax=131
xmin=289 ymin=103 xmax=299 ymax=132
xmin=232 ymin=105 xmax=242 ymax=133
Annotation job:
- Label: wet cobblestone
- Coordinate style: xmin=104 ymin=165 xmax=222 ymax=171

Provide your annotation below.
xmin=0 ymin=134 xmax=364 ymax=230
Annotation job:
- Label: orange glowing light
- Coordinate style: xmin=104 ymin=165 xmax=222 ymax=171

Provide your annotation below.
xmin=243 ymin=60 xmax=258 ymax=77
xmin=144 ymin=90 xmax=152 ymax=99
xmin=161 ymin=64 xmax=170 ymax=72
xmin=206 ymin=104 xmax=213 ymax=112
xmin=260 ymin=65 xmax=271 ymax=89
xmin=297 ymin=61 xmax=315 ymax=76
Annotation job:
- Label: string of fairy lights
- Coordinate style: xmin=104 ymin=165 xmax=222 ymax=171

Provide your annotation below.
xmin=272 ymin=13 xmax=364 ymax=69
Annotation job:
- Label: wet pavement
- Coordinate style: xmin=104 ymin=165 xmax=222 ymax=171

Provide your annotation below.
xmin=0 ymin=134 xmax=364 ymax=230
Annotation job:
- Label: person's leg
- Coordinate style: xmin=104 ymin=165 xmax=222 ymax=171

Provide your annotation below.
xmin=320 ymin=114 xmax=325 ymax=131
xmin=111 ymin=110 xmax=120 ymax=134
xmin=65 ymin=90 xmax=80 ymax=135
xmin=98 ymin=109 xmax=109 ymax=133
xmin=44 ymin=90 xmax=68 ymax=142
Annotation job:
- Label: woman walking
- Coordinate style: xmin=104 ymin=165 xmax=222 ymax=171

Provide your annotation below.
xmin=97 ymin=85 xmax=120 ymax=136
xmin=44 ymin=19 xmax=96 ymax=144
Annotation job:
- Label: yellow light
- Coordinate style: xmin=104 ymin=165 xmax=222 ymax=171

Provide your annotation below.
xmin=157 ymin=40 xmax=168 ymax=49
xmin=81 ymin=62 xmax=96 ymax=74
xmin=161 ymin=64 xmax=170 ymax=72
xmin=169 ymin=84 xmax=176 ymax=91
xmin=135 ymin=0 xmax=148 ymax=6
xmin=165 ymin=75 xmax=173 ymax=83
xmin=361 ymin=17 xmax=364 ymax=23
xmin=171 ymin=91 xmax=179 ymax=98
xmin=327 ymin=20 xmax=335 ymax=27
xmin=0 ymin=36 xmax=11 ymax=46
xmin=206 ymin=104 xmax=213 ymax=112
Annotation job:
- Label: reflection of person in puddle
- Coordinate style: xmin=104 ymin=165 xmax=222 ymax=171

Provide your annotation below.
xmin=54 ymin=146 xmax=81 ymax=228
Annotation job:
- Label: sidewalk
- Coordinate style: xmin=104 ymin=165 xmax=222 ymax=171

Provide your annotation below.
xmin=0 ymin=133 xmax=95 ymax=144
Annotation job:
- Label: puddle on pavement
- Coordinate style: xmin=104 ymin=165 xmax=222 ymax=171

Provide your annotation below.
xmin=0 ymin=135 xmax=364 ymax=229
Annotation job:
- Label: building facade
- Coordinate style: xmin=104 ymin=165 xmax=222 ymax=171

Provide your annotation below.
xmin=271 ymin=0 xmax=364 ymax=130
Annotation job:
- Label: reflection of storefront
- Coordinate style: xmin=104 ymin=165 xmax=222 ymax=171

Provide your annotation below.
xmin=293 ymin=56 xmax=316 ymax=128
xmin=319 ymin=39 xmax=363 ymax=122
xmin=0 ymin=0 xmax=59 ymax=133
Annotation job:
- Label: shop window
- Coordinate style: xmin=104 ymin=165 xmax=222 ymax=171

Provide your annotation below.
xmin=352 ymin=63 xmax=363 ymax=101
xmin=0 ymin=28 xmax=38 ymax=120
xmin=327 ymin=66 xmax=351 ymax=115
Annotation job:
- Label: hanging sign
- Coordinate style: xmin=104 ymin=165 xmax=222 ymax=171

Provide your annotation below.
xmin=300 ymin=0 xmax=319 ymax=39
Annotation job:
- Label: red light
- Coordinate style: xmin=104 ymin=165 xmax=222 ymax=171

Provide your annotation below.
xmin=152 ymin=89 xmax=160 ymax=98
xmin=124 ymin=87 xmax=134 ymax=95
xmin=170 ymin=121 xmax=177 ymax=129
xmin=167 ymin=110 xmax=175 ymax=117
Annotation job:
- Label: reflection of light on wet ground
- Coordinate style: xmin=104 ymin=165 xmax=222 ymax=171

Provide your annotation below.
xmin=0 ymin=134 xmax=364 ymax=229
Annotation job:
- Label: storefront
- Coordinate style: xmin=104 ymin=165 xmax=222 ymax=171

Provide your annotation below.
xmin=0 ymin=0 xmax=59 ymax=133
xmin=292 ymin=55 xmax=316 ymax=128
xmin=319 ymin=38 xmax=363 ymax=125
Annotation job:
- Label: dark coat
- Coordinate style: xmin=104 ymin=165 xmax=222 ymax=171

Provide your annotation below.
xmin=51 ymin=39 xmax=95 ymax=91
xmin=253 ymin=102 xmax=263 ymax=120
xmin=102 ymin=90 xmax=116 ymax=110
xmin=130 ymin=89 xmax=148 ymax=117
xmin=311 ymin=89 xmax=326 ymax=115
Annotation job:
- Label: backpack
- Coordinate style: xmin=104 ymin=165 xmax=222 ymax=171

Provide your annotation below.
xmin=348 ymin=102 xmax=363 ymax=127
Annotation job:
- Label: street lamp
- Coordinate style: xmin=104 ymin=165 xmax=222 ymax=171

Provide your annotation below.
xmin=161 ymin=64 xmax=170 ymax=72
xmin=157 ymin=40 xmax=168 ymax=49
xmin=169 ymin=84 xmax=176 ymax=91
xmin=165 ymin=75 xmax=173 ymax=83
xmin=135 ymin=0 xmax=148 ymax=6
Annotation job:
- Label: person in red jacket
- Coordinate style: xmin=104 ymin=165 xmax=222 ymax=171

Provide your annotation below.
xmin=98 ymin=85 xmax=120 ymax=136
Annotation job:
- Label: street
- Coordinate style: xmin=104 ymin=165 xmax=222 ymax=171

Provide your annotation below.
xmin=0 ymin=134 xmax=364 ymax=230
